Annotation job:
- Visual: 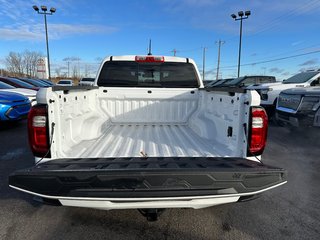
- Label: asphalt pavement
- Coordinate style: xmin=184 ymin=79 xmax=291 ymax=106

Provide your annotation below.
xmin=0 ymin=120 xmax=319 ymax=240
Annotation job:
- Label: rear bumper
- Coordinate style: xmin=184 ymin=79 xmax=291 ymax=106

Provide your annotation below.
xmin=9 ymin=157 xmax=287 ymax=209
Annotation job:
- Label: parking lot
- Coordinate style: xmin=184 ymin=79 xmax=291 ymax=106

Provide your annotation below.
xmin=0 ymin=120 xmax=319 ymax=240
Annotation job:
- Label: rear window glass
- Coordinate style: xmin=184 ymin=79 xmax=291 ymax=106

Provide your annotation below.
xmin=81 ymin=78 xmax=94 ymax=82
xmin=97 ymin=61 xmax=199 ymax=88
xmin=58 ymin=80 xmax=71 ymax=84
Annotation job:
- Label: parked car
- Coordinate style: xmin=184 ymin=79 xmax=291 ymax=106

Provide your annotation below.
xmin=79 ymin=77 xmax=95 ymax=86
xmin=56 ymin=79 xmax=73 ymax=86
xmin=0 ymin=76 xmax=39 ymax=91
xmin=0 ymin=81 xmax=37 ymax=105
xmin=9 ymin=55 xmax=286 ymax=221
xmin=38 ymin=79 xmax=54 ymax=86
xmin=18 ymin=78 xmax=49 ymax=88
xmin=214 ymin=75 xmax=276 ymax=88
xmin=0 ymin=91 xmax=31 ymax=121
xmin=247 ymin=70 xmax=320 ymax=116
xmin=276 ymin=87 xmax=320 ymax=127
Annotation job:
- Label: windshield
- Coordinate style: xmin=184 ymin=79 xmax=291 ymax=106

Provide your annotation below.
xmin=0 ymin=81 xmax=15 ymax=89
xmin=98 ymin=61 xmax=199 ymax=88
xmin=22 ymin=79 xmax=47 ymax=87
xmin=283 ymin=72 xmax=319 ymax=84
xmin=5 ymin=78 xmax=35 ymax=88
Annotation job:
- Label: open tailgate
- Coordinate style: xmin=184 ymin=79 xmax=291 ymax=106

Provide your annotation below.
xmin=9 ymin=157 xmax=286 ymax=199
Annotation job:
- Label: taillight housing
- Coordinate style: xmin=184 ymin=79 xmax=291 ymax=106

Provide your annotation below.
xmin=28 ymin=104 xmax=50 ymax=157
xmin=135 ymin=56 xmax=165 ymax=63
xmin=248 ymin=107 xmax=268 ymax=156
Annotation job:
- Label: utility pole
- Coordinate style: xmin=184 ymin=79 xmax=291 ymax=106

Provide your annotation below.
xmin=171 ymin=49 xmax=178 ymax=56
xmin=202 ymin=47 xmax=207 ymax=81
xmin=148 ymin=39 xmax=152 ymax=55
xmin=215 ymin=40 xmax=225 ymax=80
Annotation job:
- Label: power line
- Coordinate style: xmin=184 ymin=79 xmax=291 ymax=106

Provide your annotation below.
xmin=222 ymin=0 xmax=320 ymax=43
xmin=249 ymin=44 xmax=320 ymax=63
xmin=251 ymin=0 xmax=320 ymax=36
xmin=220 ymin=49 xmax=320 ymax=69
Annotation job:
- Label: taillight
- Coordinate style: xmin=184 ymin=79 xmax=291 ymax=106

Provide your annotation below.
xmin=28 ymin=104 xmax=50 ymax=157
xmin=135 ymin=56 xmax=165 ymax=62
xmin=248 ymin=107 xmax=268 ymax=156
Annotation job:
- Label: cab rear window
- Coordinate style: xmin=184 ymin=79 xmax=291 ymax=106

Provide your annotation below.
xmin=97 ymin=61 xmax=199 ymax=88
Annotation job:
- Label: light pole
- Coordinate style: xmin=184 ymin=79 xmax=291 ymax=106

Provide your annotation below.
xmin=231 ymin=10 xmax=251 ymax=78
xmin=33 ymin=5 xmax=56 ymax=80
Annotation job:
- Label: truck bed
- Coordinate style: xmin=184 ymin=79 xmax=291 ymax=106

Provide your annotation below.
xmin=70 ymin=124 xmax=226 ymax=158
xmin=47 ymin=87 xmax=250 ymax=160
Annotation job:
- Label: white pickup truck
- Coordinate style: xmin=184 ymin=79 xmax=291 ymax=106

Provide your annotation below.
xmin=247 ymin=70 xmax=320 ymax=116
xmin=9 ymin=55 xmax=286 ymax=221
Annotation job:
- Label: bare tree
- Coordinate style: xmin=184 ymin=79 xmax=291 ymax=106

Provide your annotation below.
xmin=55 ymin=67 xmax=61 ymax=78
xmin=54 ymin=66 xmax=67 ymax=78
xmin=63 ymin=56 xmax=81 ymax=78
xmin=5 ymin=52 xmax=23 ymax=76
xmin=84 ymin=64 xmax=91 ymax=77
xmin=29 ymin=51 xmax=42 ymax=77
xmin=5 ymin=50 xmax=42 ymax=77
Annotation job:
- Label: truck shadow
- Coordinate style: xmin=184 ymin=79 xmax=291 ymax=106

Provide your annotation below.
xmin=0 ymin=120 xmax=25 ymax=131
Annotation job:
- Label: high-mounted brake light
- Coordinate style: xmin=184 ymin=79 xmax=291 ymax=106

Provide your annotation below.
xmin=135 ymin=56 xmax=165 ymax=63
xmin=28 ymin=104 xmax=50 ymax=157
xmin=248 ymin=107 xmax=268 ymax=156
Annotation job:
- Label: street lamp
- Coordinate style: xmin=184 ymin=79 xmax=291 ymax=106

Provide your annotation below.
xmin=231 ymin=10 xmax=251 ymax=77
xmin=33 ymin=5 xmax=56 ymax=80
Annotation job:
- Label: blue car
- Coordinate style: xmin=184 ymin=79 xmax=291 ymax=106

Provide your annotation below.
xmin=0 ymin=91 xmax=31 ymax=121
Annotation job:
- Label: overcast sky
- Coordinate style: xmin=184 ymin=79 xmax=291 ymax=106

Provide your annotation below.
xmin=1 ymin=0 xmax=320 ymax=79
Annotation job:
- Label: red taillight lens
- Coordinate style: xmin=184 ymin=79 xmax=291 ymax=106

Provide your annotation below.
xmin=28 ymin=104 xmax=50 ymax=157
xmin=135 ymin=56 xmax=165 ymax=63
xmin=248 ymin=107 xmax=268 ymax=156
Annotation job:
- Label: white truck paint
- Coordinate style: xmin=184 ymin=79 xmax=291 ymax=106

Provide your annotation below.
xmin=9 ymin=55 xmax=286 ymax=220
